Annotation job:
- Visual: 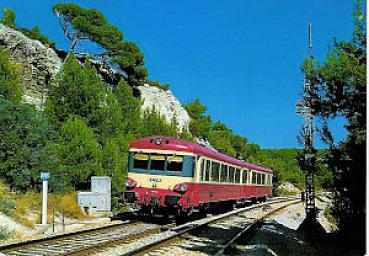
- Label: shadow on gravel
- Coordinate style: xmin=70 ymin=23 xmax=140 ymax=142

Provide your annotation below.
xmin=225 ymin=220 xmax=363 ymax=256
xmin=176 ymin=223 xmax=249 ymax=255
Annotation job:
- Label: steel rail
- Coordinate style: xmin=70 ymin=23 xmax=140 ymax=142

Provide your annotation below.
xmin=121 ymin=196 xmax=300 ymax=256
xmin=0 ymin=220 xmax=135 ymax=250
xmin=211 ymin=199 xmax=302 ymax=256
xmin=0 ymin=220 xmax=146 ymax=256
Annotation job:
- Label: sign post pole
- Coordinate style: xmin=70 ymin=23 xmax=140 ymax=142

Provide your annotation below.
xmin=41 ymin=171 xmax=51 ymax=225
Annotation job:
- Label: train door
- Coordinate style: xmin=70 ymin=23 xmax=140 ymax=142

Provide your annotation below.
xmin=193 ymin=156 xmax=205 ymax=206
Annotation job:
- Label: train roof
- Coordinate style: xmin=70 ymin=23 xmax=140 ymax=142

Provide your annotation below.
xmin=130 ymin=136 xmax=273 ymax=174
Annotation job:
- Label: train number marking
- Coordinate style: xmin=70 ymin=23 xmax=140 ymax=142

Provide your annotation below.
xmin=149 ymin=178 xmax=162 ymax=182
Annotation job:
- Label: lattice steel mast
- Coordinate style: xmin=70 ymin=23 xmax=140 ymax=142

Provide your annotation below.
xmin=296 ymin=21 xmax=316 ymax=218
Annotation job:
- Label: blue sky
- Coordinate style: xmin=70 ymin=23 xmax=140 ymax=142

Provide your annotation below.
xmin=0 ymin=0 xmax=355 ymax=148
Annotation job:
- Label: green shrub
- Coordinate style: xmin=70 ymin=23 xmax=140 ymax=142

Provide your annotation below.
xmin=0 ymin=197 xmax=16 ymax=215
xmin=324 ymin=207 xmax=337 ymax=228
xmin=0 ymin=226 xmax=12 ymax=240
xmin=146 ymin=80 xmax=170 ymax=91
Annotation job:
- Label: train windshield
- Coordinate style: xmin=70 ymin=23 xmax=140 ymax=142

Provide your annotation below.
xmin=131 ymin=152 xmax=185 ymax=173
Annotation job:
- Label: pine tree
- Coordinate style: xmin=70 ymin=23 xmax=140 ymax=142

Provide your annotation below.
xmin=140 ymin=107 xmax=178 ymax=137
xmin=0 ymin=99 xmax=55 ymax=190
xmin=183 ymin=99 xmax=212 ymax=138
xmin=114 ymin=79 xmax=141 ymax=135
xmin=54 ymin=116 xmax=103 ymax=188
xmin=52 ymin=3 xmax=147 ymax=86
xmin=45 ymin=54 xmax=106 ymax=127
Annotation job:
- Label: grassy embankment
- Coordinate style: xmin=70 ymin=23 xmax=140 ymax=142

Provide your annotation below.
xmin=0 ymin=181 xmax=87 ymax=240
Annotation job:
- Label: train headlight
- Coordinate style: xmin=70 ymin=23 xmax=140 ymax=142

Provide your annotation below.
xmin=174 ymin=183 xmax=187 ymax=193
xmin=125 ymin=178 xmax=137 ymax=189
xmin=155 ymin=138 xmax=162 ymax=145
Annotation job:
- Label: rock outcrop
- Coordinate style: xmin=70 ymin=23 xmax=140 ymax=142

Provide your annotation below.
xmin=0 ymin=24 xmax=191 ymax=131
xmin=0 ymin=24 xmax=62 ymax=107
xmin=196 ymin=138 xmax=215 ymax=150
xmin=137 ymin=84 xmax=190 ymax=131
xmin=278 ymin=182 xmax=301 ymax=194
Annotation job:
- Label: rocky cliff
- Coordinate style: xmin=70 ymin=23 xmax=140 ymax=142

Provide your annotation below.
xmin=0 ymin=24 xmax=190 ymax=130
xmin=0 ymin=24 xmax=62 ymax=107
xmin=137 ymin=84 xmax=190 ymax=131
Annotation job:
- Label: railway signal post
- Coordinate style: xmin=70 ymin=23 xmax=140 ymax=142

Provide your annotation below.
xmin=296 ymin=21 xmax=317 ymax=221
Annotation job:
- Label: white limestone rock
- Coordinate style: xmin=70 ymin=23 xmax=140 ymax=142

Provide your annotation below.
xmin=0 ymin=24 xmax=62 ymax=107
xmin=278 ymin=182 xmax=301 ymax=194
xmin=137 ymin=84 xmax=190 ymax=131
xmin=196 ymin=137 xmax=215 ymax=150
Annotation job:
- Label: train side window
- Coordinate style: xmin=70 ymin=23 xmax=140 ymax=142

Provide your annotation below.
xmin=242 ymin=170 xmax=248 ymax=184
xmin=258 ymin=173 xmax=262 ymax=185
xmin=220 ymin=164 xmax=227 ymax=182
xmin=204 ymin=160 xmax=211 ymax=181
xmin=259 ymin=173 xmax=263 ymax=185
xmin=229 ymin=167 xmax=235 ymax=183
xmin=211 ymin=162 xmax=220 ymax=182
xmin=133 ymin=153 xmax=149 ymax=170
xmin=166 ymin=156 xmax=183 ymax=172
xmin=150 ymin=154 xmax=166 ymax=171
xmin=200 ymin=159 xmax=205 ymax=181
xmin=252 ymin=172 xmax=257 ymax=184
xmin=235 ymin=168 xmax=241 ymax=183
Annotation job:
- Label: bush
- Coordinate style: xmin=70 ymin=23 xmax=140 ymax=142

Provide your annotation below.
xmin=18 ymin=26 xmax=56 ymax=48
xmin=324 ymin=207 xmax=337 ymax=229
xmin=0 ymin=198 xmax=16 ymax=215
xmin=0 ymin=226 xmax=12 ymax=240
xmin=0 ymin=99 xmax=56 ymax=191
xmin=146 ymin=80 xmax=170 ymax=91
xmin=0 ymin=181 xmax=16 ymax=215
xmin=53 ymin=192 xmax=86 ymax=220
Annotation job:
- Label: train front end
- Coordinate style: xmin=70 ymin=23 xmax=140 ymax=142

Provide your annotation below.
xmin=124 ymin=137 xmax=196 ymax=215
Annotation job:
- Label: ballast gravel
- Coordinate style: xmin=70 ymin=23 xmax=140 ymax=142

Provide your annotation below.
xmin=93 ymin=200 xmax=298 ymax=256
xmin=233 ymin=196 xmax=335 ymax=256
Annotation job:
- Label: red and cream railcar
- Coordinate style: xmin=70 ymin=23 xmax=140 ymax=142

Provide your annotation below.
xmin=124 ymin=136 xmax=273 ymax=214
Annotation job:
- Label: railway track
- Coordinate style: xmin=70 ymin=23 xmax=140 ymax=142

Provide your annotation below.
xmin=0 ymin=220 xmax=175 ymax=256
xmin=94 ymin=197 xmax=301 ymax=256
xmin=0 ymin=196 xmax=301 ymax=256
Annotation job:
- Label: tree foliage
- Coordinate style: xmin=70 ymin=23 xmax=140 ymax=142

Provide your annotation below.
xmin=45 ymin=54 xmax=106 ymax=126
xmin=184 ymin=99 xmax=260 ymax=160
xmin=52 ymin=3 xmax=147 ymax=86
xmin=114 ymin=79 xmax=141 ymax=135
xmin=0 ymin=8 xmax=15 ymax=28
xmin=302 ymin=1 xmax=365 ymax=248
xmin=0 ymin=9 xmax=55 ymax=48
xmin=0 ymin=48 xmax=23 ymax=102
xmin=0 ymin=99 xmax=56 ymax=190
xmin=184 ymin=99 xmax=212 ymax=139
xmin=140 ymin=107 xmax=178 ymax=138
xmin=146 ymin=80 xmax=170 ymax=91
xmin=53 ymin=116 xmax=103 ymax=189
